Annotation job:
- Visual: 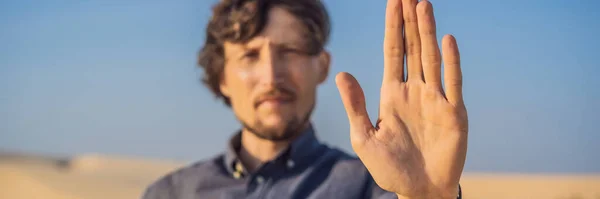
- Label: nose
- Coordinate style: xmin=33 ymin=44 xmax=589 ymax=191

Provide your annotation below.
xmin=258 ymin=47 xmax=286 ymax=86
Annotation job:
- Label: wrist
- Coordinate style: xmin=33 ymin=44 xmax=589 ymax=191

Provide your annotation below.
xmin=396 ymin=194 xmax=455 ymax=199
xmin=395 ymin=185 xmax=461 ymax=199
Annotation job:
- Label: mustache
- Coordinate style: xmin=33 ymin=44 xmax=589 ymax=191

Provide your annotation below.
xmin=254 ymin=87 xmax=297 ymax=107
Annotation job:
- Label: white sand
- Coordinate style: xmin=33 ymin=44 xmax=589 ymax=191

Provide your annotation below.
xmin=1 ymin=152 xmax=599 ymax=199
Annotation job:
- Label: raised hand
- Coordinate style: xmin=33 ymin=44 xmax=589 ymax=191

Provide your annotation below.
xmin=335 ymin=0 xmax=468 ymax=198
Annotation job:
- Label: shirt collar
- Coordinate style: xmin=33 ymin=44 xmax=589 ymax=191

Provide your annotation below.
xmin=223 ymin=124 xmax=322 ymax=178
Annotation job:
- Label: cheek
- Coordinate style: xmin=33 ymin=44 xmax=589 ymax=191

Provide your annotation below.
xmin=288 ymin=64 xmax=319 ymax=107
xmin=287 ymin=57 xmax=320 ymax=83
xmin=226 ymin=66 xmax=253 ymax=85
xmin=235 ymin=67 xmax=254 ymax=82
xmin=225 ymin=68 xmax=257 ymax=107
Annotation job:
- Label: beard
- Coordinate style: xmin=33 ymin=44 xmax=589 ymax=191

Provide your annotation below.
xmin=239 ymin=104 xmax=314 ymax=141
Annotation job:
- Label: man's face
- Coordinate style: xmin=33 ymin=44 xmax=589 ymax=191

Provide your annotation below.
xmin=220 ymin=6 xmax=330 ymax=141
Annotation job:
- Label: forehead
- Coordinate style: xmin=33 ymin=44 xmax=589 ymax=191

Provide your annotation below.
xmin=225 ymin=6 xmax=307 ymax=51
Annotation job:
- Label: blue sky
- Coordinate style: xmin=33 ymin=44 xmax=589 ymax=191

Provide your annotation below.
xmin=1 ymin=0 xmax=599 ymax=173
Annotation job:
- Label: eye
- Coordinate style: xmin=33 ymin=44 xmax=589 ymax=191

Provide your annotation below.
xmin=242 ymin=50 xmax=259 ymax=60
xmin=280 ymin=47 xmax=299 ymax=56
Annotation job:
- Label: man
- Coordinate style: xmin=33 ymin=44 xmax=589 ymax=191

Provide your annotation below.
xmin=143 ymin=0 xmax=468 ymax=198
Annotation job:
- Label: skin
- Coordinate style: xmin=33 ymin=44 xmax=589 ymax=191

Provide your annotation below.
xmin=336 ymin=0 xmax=468 ymax=198
xmin=220 ymin=7 xmax=330 ymax=171
xmin=221 ymin=0 xmax=468 ymax=198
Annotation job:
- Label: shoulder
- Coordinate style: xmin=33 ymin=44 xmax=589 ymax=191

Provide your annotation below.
xmin=303 ymin=146 xmax=387 ymax=197
xmin=314 ymin=146 xmax=372 ymax=183
xmin=141 ymin=154 xmax=226 ymax=199
xmin=325 ymin=147 xmax=368 ymax=173
xmin=326 ymin=147 xmax=396 ymax=198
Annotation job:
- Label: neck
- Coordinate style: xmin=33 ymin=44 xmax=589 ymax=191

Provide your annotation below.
xmin=239 ymin=124 xmax=309 ymax=172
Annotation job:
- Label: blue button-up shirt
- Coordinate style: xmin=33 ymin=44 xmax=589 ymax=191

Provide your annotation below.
xmin=142 ymin=126 xmax=461 ymax=199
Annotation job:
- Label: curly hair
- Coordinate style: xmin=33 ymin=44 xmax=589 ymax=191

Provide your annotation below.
xmin=198 ymin=0 xmax=331 ymax=106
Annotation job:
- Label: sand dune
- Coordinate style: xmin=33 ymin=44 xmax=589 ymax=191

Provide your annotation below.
xmin=0 ymin=152 xmax=180 ymax=199
xmin=0 ymin=165 xmax=79 ymax=199
xmin=1 ymin=151 xmax=599 ymax=199
xmin=460 ymin=173 xmax=600 ymax=199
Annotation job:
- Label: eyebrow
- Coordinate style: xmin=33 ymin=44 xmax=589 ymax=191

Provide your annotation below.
xmin=243 ymin=40 xmax=302 ymax=52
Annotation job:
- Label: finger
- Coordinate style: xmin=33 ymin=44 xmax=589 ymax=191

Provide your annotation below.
xmin=442 ymin=35 xmax=463 ymax=106
xmin=417 ymin=0 xmax=442 ymax=90
xmin=383 ymin=0 xmax=405 ymax=82
xmin=402 ymin=0 xmax=423 ymax=81
xmin=335 ymin=72 xmax=374 ymax=142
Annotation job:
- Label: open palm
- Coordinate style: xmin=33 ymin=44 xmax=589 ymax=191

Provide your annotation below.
xmin=336 ymin=0 xmax=468 ymax=198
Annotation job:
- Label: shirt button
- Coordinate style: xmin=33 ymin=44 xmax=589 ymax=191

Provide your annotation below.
xmin=286 ymin=160 xmax=295 ymax=168
xmin=232 ymin=171 xmax=241 ymax=179
xmin=256 ymin=176 xmax=265 ymax=184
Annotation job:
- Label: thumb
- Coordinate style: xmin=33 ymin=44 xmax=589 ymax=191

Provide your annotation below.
xmin=335 ymin=72 xmax=373 ymax=144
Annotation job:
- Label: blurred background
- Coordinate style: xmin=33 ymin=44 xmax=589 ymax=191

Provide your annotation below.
xmin=1 ymin=0 xmax=599 ymax=198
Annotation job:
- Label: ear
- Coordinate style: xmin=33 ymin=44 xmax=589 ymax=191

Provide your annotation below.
xmin=220 ymin=75 xmax=231 ymax=98
xmin=317 ymin=50 xmax=331 ymax=84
